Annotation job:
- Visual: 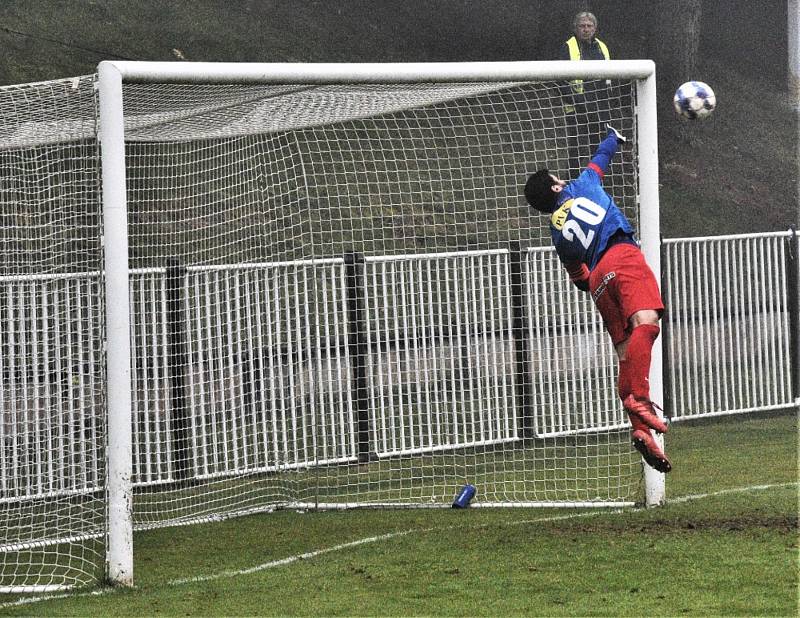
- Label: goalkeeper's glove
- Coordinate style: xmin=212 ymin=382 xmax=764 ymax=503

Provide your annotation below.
xmin=606 ymin=124 xmax=627 ymax=143
xmin=565 ymin=262 xmax=590 ymax=293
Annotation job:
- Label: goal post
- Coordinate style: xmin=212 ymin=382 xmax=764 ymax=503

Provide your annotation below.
xmin=0 ymin=59 xmax=664 ymax=592
xmin=98 ymin=61 xmax=134 ymax=588
xmin=98 ymin=59 xmax=664 ymax=586
xmin=632 ymin=68 xmax=666 ymax=507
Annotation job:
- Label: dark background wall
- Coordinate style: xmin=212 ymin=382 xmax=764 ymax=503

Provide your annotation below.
xmin=0 ymin=1 xmax=788 ymax=88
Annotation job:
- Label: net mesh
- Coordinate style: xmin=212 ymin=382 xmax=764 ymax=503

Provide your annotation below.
xmin=122 ymin=78 xmax=642 ymax=522
xmin=0 ymin=72 xmax=643 ymax=589
xmin=0 ymin=75 xmax=104 ymax=592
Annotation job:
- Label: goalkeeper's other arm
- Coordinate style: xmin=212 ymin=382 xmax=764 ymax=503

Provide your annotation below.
xmin=564 ymin=262 xmax=590 ymax=292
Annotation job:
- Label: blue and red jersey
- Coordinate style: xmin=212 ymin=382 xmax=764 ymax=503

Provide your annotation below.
xmin=550 ymin=132 xmax=635 ymax=271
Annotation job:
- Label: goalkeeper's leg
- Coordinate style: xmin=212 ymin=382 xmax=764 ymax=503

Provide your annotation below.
xmin=591 ymin=244 xmax=664 ymax=419
xmin=618 ymin=322 xmax=668 ymax=434
xmin=619 ymin=350 xmax=671 ymax=473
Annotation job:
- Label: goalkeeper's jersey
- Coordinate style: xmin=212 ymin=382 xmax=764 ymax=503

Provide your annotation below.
xmin=549 ymin=134 xmax=635 ymax=270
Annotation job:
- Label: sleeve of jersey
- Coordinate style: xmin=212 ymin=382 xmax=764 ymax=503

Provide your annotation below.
xmin=586 ymin=133 xmax=619 ymax=180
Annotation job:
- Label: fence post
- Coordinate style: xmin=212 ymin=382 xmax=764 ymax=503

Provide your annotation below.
xmin=787 ymin=228 xmax=800 ymax=403
xmin=509 ymin=242 xmax=534 ymax=438
xmin=659 ymin=236 xmax=674 ymax=417
xmin=165 ymin=257 xmax=191 ymax=481
xmin=344 ymin=252 xmax=372 ymax=462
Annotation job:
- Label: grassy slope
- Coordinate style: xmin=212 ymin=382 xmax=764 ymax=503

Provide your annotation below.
xmin=0 ymin=1 xmax=795 ymax=238
xmin=0 ymin=411 xmax=796 ymax=616
xmin=657 ymin=58 xmax=797 ymax=237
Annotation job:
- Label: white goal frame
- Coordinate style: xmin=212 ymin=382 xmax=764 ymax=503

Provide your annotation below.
xmin=97 ymin=59 xmax=664 ymax=587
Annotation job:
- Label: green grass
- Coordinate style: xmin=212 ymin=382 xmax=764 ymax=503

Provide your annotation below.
xmin=1 ymin=410 xmax=796 ymax=616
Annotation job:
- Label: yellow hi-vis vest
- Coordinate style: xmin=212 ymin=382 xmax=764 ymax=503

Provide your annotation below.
xmin=566 ymin=36 xmax=610 ymax=95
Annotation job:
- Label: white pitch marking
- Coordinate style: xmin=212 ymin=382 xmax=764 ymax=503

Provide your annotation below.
xmin=668 ymin=483 xmax=797 ymax=504
xmin=169 ymin=481 xmax=798 ymax=586
xmin=168 ymin=528 xmax=424 ymax=586
xmin=1 ymin=481 xmax=796 ymax=609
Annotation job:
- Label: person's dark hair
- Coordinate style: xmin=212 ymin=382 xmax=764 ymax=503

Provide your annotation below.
xmin=524 ymin=170 xmax=559 ymax=213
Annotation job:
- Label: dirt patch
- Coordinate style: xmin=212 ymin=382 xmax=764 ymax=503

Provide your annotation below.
xmin=534 ymin=514 xmax=798 ymax=537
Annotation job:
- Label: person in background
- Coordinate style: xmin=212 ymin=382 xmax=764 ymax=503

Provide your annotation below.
xmin=559 ymin=11 xmax=613 ymax=174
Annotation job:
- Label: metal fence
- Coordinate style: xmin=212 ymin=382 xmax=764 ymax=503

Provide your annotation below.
xmin=362 ymin=250 xmax=521 ymax=458
xmin=526 ymin=247 xmax=625 ymax=436
xmin=1 ymin=230 xmax=797 ymax=499
xmin=662 ymin=231 xmax=798 ymax=420
xmin=129 ymin=250 xmax=526 ymax=487
xmin=0 ymin=273 xmax=104 ymax=502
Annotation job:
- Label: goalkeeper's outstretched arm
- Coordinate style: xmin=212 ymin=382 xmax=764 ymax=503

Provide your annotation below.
xmin=586 ymin=125 xmax=626 ymax=180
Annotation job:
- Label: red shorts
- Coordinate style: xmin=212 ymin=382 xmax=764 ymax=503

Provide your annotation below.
xmin=588 ymin=243 xmax=664 ymax=346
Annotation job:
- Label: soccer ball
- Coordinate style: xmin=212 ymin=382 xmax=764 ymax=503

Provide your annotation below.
xmin=673 ymin=81 xmax=716 ymax=120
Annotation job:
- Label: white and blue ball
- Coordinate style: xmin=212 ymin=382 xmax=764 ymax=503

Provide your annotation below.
xmin=673 ymin=81 xmax=716 ymax=120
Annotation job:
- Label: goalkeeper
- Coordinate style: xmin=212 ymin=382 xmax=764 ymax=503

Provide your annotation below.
xmin=523 ymin=126 xmax=671 ymax=473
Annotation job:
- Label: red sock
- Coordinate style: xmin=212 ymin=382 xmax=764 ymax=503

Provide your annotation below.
xmin=620 ymin=324 xmax=660 ymax=401
xmin=617 ymin=358 xmax=632 ymax=401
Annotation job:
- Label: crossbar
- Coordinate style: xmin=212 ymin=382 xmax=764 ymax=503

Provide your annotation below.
xmin=100 ymin=59 xmax=655 ymax=84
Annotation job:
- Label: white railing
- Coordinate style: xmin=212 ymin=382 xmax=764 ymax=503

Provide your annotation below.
xmin=129 ymin=258 xmax=358 ymax=487
xmin=526 ymin=247 xmax=626 ymax=436
xmin=0 ymin=273 xmax=104 ymax=503
xmin=127 ymin=250 xmax=525 ymax=487
xmin=363 ymin=250 xmax=520 ymax=458
xmin=1 ymin=230 xmax=796 ymax=500
xmin=662 ymin=231 xmax=797 ymax=420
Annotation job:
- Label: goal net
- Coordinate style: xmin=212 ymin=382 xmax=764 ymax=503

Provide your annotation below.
xmin=0 ymin=61 xmax=661 ymax=591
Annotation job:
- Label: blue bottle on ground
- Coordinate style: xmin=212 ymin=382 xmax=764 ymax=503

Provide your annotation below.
xmin=451 ymin=484 xmax=476 ymax=508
